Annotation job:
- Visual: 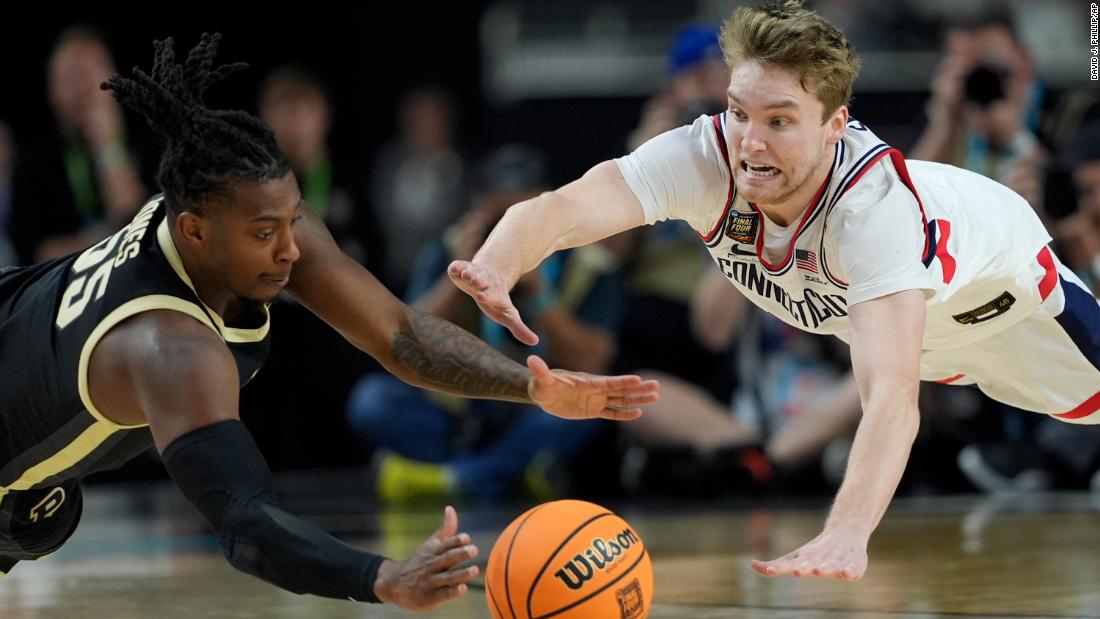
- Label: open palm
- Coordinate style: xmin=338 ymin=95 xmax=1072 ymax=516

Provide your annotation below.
xmin=526 ymin=355 xmax=659 ymax=421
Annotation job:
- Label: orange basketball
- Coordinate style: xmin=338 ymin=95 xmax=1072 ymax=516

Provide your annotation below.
xmin=485 ymin=499 xmax=653 ymax=619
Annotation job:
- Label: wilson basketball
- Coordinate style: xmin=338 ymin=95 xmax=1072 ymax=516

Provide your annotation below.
xmin=485 ymin=499 xmax=653 ymax=619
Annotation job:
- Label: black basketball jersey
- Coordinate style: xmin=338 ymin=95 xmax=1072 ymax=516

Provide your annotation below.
xmin=0 ymin=195 xmax=270 ymax=500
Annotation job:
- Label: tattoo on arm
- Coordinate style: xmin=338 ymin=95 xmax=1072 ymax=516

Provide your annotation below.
xmin=391 ymin=311 xmax=531 ymax=401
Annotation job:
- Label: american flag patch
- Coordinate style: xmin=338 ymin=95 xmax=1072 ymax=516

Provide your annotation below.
xmin=795 ymin=249 xmax=818 ymax=273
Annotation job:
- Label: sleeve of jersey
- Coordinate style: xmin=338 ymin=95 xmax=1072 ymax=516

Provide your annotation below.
xmin=161 ymin=420 xmax=387 ymax=602
xmin=614 ymin=116 xmax=730 ymax=234
xmin=833 ymin=166 xmax=938 ymax=307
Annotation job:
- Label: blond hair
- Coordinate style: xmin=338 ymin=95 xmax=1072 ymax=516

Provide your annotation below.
xmin=719 ymin=0 xmax=860 ymax=122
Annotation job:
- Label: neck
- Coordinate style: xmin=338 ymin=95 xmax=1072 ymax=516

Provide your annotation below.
xmin=756 ymin=144 xmax=835 ymax=227
xmin=171 ymin=233 xmax=254 ymax=324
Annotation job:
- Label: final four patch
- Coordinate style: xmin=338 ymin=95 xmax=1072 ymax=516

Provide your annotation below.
xmin=724 ymin=211 xmax=759 ymax=244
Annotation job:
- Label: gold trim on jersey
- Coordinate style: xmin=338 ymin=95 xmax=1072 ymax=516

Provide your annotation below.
xmin=156 ymin=218 xmax=271 ymax=344
xmin=0 ymin=422 xmax=116 ymax=499
xmin=78 ymin=295 xmax=220 ymax=429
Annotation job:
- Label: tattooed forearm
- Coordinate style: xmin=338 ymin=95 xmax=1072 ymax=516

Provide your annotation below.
xmin=391 ymin=310 xmax=531 ymax=401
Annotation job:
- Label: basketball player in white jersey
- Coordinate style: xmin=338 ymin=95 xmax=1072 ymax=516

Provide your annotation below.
xmin=449 ymin=0 xmax=1100 ymax=581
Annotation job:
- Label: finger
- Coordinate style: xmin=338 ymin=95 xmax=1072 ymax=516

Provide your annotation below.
xmin=750 ymin=559 xmax=781 ymax=577
xmin=505 ymin=315 xmax=539 ymax=346
xmin=432 ymin=532 xmax=472 ymax=554
xmin=527 ymin=355 xmax=553 ymax=382
xmin=430 ymin=563 xmax=480 ymax=588
xmin=426 ymin=583 xmax=469 ymax=608
xmin=433 ymin=505 xmax=459 ymax=542
xmin=607 ymin=393 xmax=661 ymax=407
xmin=601 ymin=407 xmax=643 ymax=421
xmin=431 ymin=544 xmax=479 ymax=571
xmin=752 ymin=558 xmax=797 ymax=577
xmin=447 ymin=261 xmax=480 ymax=290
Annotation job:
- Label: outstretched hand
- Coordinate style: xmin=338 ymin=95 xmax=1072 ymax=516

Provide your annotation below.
xmin=448 ymin=259 xmax=539 ymax=346
xmin=373 ymin=506 xmax=480 ymax=611
xmin=526 ymin=355 xmax=659 ymax=421
xmin=750 ymin=528 xmax=868 ymax=581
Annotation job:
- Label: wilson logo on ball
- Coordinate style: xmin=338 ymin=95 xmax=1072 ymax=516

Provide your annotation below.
xmin=553 ymin=527 xmax=640 ymax=590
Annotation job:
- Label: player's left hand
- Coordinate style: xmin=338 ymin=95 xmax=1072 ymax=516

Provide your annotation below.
xmin=526 ymin=355 xmax=659 ymax=421
xmin=750 ymin=528 xmax=868 ymax=581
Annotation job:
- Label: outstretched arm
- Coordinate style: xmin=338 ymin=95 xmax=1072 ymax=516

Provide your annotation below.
xmin=751 ymin=289 xmax=925 ymax=580
xmin=90 ymin=311 xmax=478 ymax=609
xmin=448 ymin=160 xmax=647 ymax=345
xmin=286 ymin=203 xmax=657 ymax=421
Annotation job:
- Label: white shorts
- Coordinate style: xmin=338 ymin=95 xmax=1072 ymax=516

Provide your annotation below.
xmin=921 ymin=248 xmax=1100 ymax=423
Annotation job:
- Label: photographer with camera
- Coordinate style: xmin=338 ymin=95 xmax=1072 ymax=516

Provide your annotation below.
xmin=911 ymin=8 xmax=1044 ymax=187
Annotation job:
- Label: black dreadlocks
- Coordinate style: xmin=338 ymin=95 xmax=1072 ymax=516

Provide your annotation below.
xmin=101 ymin=33 xmax=290 ymax=216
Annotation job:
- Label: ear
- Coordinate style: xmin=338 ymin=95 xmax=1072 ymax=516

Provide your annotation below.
xmin=825 ymin=105 xmax=849 ymax=145
xmin=175 ymin=211 xmax=207 ymax=247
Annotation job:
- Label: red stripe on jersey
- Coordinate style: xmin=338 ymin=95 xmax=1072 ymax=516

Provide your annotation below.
xmin=1051 ymin=390 xmax=1100 ymax=420
xmin=699 ymin=114 xmax=735 ymax=243
xmin=886 ymin=152 xmax=932 ymax=267
xmin=1037 ymin=246 xmax=1057 ymax=301
xmin=935 ymin=220 xmax=957 ymax=284
xmin=936 ymin=373 xmax=966 ymax=384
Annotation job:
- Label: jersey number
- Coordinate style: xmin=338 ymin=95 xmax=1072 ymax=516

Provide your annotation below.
xmin=55 ymin=230 xmax=125 ymax=329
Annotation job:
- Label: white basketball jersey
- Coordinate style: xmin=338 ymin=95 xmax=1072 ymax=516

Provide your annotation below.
xmin=616 ymin=114 xmax=1052 ymax=350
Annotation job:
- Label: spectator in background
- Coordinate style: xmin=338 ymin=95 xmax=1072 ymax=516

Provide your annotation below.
xmin=259 ymin=66 xmax=383 ymax=270
xmin=349 ymin=145 xmax=625 ymax=502
xmin=610 ymin=24 xmax=730 ymax=393
xmin=9 ymin=26 xmax=146 ymax=264
xmin=370 ymin=86 xmax=466 ymax=296
xmin=0 ymin=121 xmax=15 ymax=267
xmin=1062 ymin=121 xmax=1100 ymax=294
xmin=910 ymin=7 xmax=1044 ymax=186
xmin=621 ymin=268 xmax=860 ymax=497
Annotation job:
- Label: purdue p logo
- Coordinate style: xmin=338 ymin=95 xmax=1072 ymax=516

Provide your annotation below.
xmin=29 ymin=487 xmax=66 ymax=523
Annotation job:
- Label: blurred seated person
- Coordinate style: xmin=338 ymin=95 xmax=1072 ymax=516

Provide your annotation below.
xmin=369 ymin=85 xmax=466 ymax=296
xmin=259 ymin=66 xmax=383 ymax=270
xmin=621 ymin=268 xmax=861 ymax=496
xmin=347 ymin=145 xmax=626 ymax=502
xmin=9 ymin=26 xmax=146 ymax=264
xmin=611 ymin=24 xmax=731 ymax=392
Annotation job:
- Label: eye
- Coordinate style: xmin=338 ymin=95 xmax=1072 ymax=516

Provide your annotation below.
xmin=257 ymin=229 xmax=275 ymax=240
xmin=291 ymin=213 xmax=303 ymax=225
xmin=730 ymin=109 xmax=747 ymax=121
xmin=771 ymin=117 xmax=789 ymax=128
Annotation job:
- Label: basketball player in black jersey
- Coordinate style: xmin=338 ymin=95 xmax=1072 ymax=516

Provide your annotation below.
xmin=0 ymin=34 xmax=659 ymax=611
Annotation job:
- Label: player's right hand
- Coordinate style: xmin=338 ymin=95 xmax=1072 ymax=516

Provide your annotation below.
xmin=372 ymin=505 xmax=480 ymax=611
xmin=448 ymin=259 xmax=539 ymax=345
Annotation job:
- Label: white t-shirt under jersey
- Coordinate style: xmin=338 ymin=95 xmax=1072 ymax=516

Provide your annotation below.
xmin=616 ymin=114 xmax=1052 ymax=350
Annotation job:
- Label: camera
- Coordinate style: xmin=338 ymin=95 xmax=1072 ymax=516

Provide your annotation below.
xmin=962 ymin=64 xmax=1008 ymax=107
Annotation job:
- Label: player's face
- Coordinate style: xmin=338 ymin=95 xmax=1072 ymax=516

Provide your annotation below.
xmin=204 ymin=174 xmax=303 ymax=304
xmin=725 ymin=61 xmax=846 ymax=214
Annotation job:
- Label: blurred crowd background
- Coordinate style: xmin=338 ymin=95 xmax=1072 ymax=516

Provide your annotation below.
xmin=2 ymin=0 xmax=1099 ymax=506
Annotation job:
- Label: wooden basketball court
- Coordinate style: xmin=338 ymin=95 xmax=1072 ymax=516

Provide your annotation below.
xmin=2 ymin=480 xmax=1098 ymax=618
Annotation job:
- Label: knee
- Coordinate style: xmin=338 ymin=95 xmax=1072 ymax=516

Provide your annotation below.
xmin=346 ymin=374 xmax=406 ymax=433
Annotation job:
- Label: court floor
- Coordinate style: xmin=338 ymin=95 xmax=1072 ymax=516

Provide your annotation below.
xmin=2 ymin=478 xmax=1099 ymax=618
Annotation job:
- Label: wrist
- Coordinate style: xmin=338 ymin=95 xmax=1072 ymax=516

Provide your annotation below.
xmin=372 ymin=559 xmax=398 ymax=603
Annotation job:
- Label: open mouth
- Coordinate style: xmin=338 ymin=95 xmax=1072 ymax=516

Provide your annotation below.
xmin=740 ymin=161 xmax=780 ymax=177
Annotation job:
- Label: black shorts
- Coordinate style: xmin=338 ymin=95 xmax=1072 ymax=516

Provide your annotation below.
xmin=0 ymin=480 xmax=83 ymax=561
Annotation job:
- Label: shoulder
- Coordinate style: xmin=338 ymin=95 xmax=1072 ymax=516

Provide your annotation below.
xmin=96 ymin=310 xmax=234 ymax=381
